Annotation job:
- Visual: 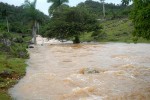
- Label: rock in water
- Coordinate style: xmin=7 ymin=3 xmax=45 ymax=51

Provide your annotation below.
xmin=79 ymin=68 xmax=99 ymax=74
xmin=28 ymin=45 xmax=34 ymax=48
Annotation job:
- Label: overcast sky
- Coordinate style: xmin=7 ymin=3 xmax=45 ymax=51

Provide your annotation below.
xmin=0 ymin=0 xmax=121 ymax=15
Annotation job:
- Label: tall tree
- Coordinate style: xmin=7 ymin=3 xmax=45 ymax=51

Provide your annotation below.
xmin=44 ymin=8 xmax=102 ymax=43
xmin=100 ymin=0 xmax=105 ymax=18
xmin=47 ymin=0 xmax=69 ymax=15
xmin=23 ymin=0 xmax=38 ymax=44
xmin=2 ymin=9 xmax=9 ymax=32
xmin=122 ymin=0 xmax=150 ymax=39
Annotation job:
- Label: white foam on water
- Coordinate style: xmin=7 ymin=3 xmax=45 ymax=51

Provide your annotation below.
xmin=79 ymin=95 xmax=104 ymax=100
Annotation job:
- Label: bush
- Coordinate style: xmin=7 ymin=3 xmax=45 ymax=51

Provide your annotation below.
xmin=10 ymin=43 xmax=29 ymax=58
xmin=0 ymin=32 xmax=29 ymax=59
xmin=91 ymin=31 xmax=107 ymax=40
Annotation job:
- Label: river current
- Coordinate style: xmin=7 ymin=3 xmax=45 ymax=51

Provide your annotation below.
xmin=9 ymin=43 xmax=150 ymax=100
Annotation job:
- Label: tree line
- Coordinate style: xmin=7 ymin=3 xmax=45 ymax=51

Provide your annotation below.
xmin=0 ymin=2 xmax=49 ymax=35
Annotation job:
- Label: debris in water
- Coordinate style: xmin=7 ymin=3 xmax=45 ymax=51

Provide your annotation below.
xmin=79 ymin=68 xmax=99 ymax=74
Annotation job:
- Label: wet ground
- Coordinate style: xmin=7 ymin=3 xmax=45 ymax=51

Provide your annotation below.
xmin=9 ymin=43 xmax=150 ymax=100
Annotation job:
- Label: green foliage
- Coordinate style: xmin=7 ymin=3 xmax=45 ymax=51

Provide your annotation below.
xmin=0 ymin=31 xmax=29 ymax=99
xmin=80 ymin=32 xmax=93 ymax=42
xmin=132 ymin=0 xmax=150 ymax=39
xmin=91 ymin=31 xmax=107 ymax=41
xmin=0 ymin=23 xmax=7 ymax=31
xmin=77 ymin=0 xmax=132 ymax=19
xmin=121 ymin=0 xmax=150 ymax=39
xmin=101 ymin=18 xmax=133 ymax=42
xmin=47 ymin=0 xmax=69 ymax=15
xmin=80 ymin=18 xmax=149 ymax=43
xmin=0 ymin=53 xmax=26 ymax=99
xmin=10 ymin=43 xmax=29 ymax=58
xmin=0 ymin=92 xmax=11 ymax=100
xmin=23 ymin=0 xmax=38 ymax=22
xmin=73 ymin=36 xmax=80 ymax=44
xmin=42 ymin=7 xmax=102 ymax=43
xmin=0 ymin=32 xmax=29 ymax=58
xmin=121 ymin=0 xmax=132 ymax=6
xmin=0 ymin=2 xmax=48 ymax=34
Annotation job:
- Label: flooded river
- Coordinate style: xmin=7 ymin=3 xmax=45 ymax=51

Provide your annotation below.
xmin=9 ymin=43 xmax=150 ymax=100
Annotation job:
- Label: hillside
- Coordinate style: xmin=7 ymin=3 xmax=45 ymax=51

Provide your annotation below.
xmin=77 ymin=0 xmax=132 ymax=19
xmin=101 ymin=18 xmax=133 ymax=42
xmin=0 ymin=2 xmax=49 ymax=34
xmin=80 ymin=18 xmax=150 ymax=43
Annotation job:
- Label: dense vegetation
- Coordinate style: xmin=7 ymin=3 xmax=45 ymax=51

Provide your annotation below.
xmin=41 ymin=6 xmax=102 ymax=43
xmin=122 ymin=0 xmax=150 ymax=39
xmin=0 ymin=31 xmax=31 ymax=99
xmin=0 ymin=1 xmax=39 ymax=99
xmin=77 ymin=0 xmax=132 ymax=19
xmin=0 ymin=2 xmax=49 ymax=34
xmin=40 ymin=0 xmax=134 ymax=43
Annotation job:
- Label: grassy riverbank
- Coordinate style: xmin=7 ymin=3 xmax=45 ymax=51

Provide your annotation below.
xmin=0 ymin=32 xmax=31 ymax=99
xmin=0 ymin=53 xmax=27 ymax=99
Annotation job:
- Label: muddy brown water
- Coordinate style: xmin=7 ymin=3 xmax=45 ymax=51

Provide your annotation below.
xmin=9 ymin=43 xmax=150 ymax=100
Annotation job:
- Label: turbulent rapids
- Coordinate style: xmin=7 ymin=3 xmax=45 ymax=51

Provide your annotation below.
xmin=9 ymin=41 xmax=150 ymax=100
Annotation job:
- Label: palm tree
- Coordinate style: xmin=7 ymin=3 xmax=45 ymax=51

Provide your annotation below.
xmin=100 ymin=0 xmax=105 ymax=18
xmin=2 ymin=9 xmax=9 ymax=32
xmin=47 ymin=0 xmax=69 ymax=15
xmin=47 ymin=0 xmax=69 ymax=41
xmin=23 ymin=0 xmax=38 ymax=44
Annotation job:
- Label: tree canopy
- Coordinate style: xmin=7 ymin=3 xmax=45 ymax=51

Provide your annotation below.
xmin=41 ymin=7 xmax=102 ymax=43
xmin=47 ymin=0 xmax=69 ymax=15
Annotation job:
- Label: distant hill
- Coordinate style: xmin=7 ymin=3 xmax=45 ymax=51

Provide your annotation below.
xmin=0 ymin=2 xmax=49 ymax=34
xmin=77 ymin=0 xmax=132 ymax=19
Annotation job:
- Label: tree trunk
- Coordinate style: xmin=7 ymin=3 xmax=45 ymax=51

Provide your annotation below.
xmin=6 ymin=17 xmax=9 ymax=32
xmin=32 ymin=21 xmax=37 ymax=44
xmin=102 ymin=1 xmax=105 ymax=18
xmin=73 ymin=36 xmax=80 ymax=44
xmin=37 ymin=22 xmax=39 ymax=34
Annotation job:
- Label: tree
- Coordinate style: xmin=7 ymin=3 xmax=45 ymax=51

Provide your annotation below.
xmin=2 ymin=9 xmax=10 ymax=32
xmin=100 ymin=0 xmax=105 ymax=18
xmin=47 ymin=0 xmax=69 ymax=15
xmin=122 ymin=0 xmax=150 ymax=39
xmin=44 ymin=8 xmax=102 ymax=43
xmin=121 ymin=0 xmax=132 ymax=6
xmin=23 ymin=0 xmax=38 ymax=44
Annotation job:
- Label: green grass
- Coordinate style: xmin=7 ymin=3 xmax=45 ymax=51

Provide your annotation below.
xmin=80 ymin=32 xmax=94 ymax=42
xmin=0 ymin=52 xmax=27 ymax=99
xmin=101 ymin=18 xmax=133 ymax=42
xmin=0 ymin=54 xmax=26 ymax=76
xmin=80 ymin=18 xmax=150 ymax=43
xmin=0 ymin=32 xmax=30 ymax=99
xmin=0 ymin=92 xmax=12 ymax=100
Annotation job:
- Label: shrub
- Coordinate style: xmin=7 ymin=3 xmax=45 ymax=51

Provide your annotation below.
xmin=0 ymin=32 xmax=29 ymax=59
xmin=91 ymin=31 xmax=107 ymax=40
